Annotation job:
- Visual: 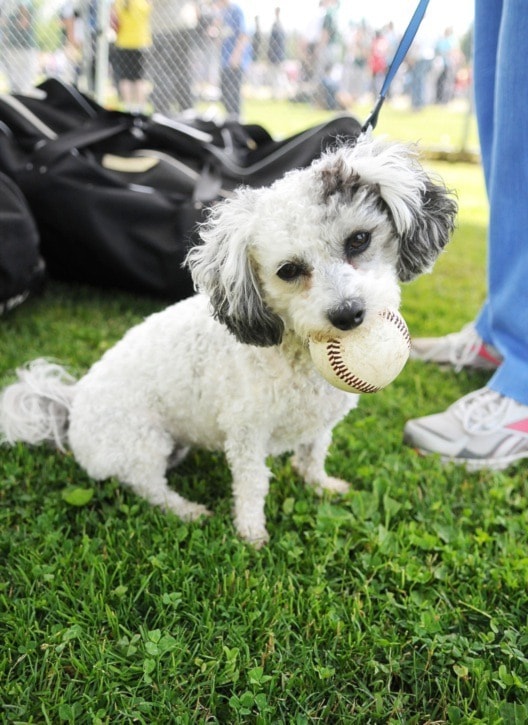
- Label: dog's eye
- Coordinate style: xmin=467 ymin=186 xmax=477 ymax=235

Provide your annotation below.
xmin=277 ymin=262 xmax=304 ymax=281
xmin=345 ymin=231 xmax=371 ymax=258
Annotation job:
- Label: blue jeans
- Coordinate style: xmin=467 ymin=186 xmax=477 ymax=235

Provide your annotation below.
xmin=473 ymin=0 xmax=528 ymax=404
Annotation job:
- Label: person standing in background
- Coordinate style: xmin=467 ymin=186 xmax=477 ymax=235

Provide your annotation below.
xmin=434 ymin=26 xmax=458 ymax=104
xmin=267 ymin=6 xmax=286 ymax=99
xmin=315 ymin=0 xmax=340 ymax=110
xmin=59 ymin=1 xmax=84 ymax=85
xmin=251 ymin=14 xmax=261 ymax=63
xmin=1 ymin=0 xmax=38 ymax=93
xmin=337 ymin=20 xmax=369 ymax=108
xmin=149 ymin=0 xmax=198 ymax=115
xmin=368 ymin=29 xmax=388 ymax=98
xmin=112 ymin=0 xmax=152 ymax=113
xmin=214 ymin=0 xmax=249 ymax=120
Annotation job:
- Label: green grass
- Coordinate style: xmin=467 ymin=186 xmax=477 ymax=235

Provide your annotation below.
xmin=2 ymin=109 xmax=528 ymax=723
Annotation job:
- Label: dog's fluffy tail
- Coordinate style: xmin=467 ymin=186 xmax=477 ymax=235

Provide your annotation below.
xmin=0 ymin=359 xmax=77 ymax=451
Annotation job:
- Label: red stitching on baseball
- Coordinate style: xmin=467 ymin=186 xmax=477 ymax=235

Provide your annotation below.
xmin=324 ymin=310 xmax=409 ymax=393
xmin=325 ymin=337 xmax=380 ymax=393
xmin=380 ymin=309 xmax=411 ymax=348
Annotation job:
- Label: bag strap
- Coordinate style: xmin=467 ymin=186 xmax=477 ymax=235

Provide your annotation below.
xmin=36 ymin=77 xmax=100 ymax=119
xmin=29 ymin=116 xmax=132 ymax=168
xmin=0 ymin=94 xmax=58 ymax=140
xmin=362 ymin=0 xmax=430 ymax=132
xmin=27 ymin=116 xmax=226 ymax=203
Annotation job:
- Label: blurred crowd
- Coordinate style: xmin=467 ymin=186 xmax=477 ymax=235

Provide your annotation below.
xmin=245 ymin=0 xmax=471 ymax=112
xmin=1 ymin=0 xmax=472 ymax=118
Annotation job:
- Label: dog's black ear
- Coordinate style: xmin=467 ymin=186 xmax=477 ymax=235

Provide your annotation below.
xmin=210 ymin=259 xmax=285 ymax=346
xmin=185 ymin=189 xmax=284 ymax=347
xmin=397 ymin=176 xmax=458 ymax=282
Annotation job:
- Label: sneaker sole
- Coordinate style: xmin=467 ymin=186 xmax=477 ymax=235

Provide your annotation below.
xmin=409 ymin=353 xmax=500 ymax=372
xmin=412 ymin=447 xmax=528 ymax=472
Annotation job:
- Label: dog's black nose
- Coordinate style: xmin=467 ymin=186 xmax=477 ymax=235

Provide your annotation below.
xmin=328 ymin=298 xmax=366 ymax=331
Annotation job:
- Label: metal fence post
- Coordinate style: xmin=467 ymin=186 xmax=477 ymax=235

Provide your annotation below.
xmin=94 ymin=0 xmax=110 ymax=104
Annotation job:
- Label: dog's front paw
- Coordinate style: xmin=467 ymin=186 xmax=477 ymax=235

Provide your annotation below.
xmin=312 ymin=476 xmax=350 ymax=496
xmin=181 ymin=503 xmax=213 ymax=521
xmin=177 ymin=501 xmax=213 ymax=522
xmin=235 ymin=519 xmax=270 ymax=548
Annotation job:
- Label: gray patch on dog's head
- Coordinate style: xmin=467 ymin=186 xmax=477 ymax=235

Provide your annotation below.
xmin=316 ymin=137 xmax=458 ymax=280
xmin=319 ymin=156 xmax=362 ymax=202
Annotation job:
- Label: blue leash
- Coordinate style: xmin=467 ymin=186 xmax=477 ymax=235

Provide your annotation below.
xmin=362 ymin=0 xmax=431 ymax=132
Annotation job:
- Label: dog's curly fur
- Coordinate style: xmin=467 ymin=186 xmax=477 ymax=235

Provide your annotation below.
xmin=0 ymin=134 xmax=457 ymax=545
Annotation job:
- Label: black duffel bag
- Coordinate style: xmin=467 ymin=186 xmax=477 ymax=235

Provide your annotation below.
xmin=3 ymin=116 xmax=217 ymax=299
xmin=0 ymin=79 xmax=362 ymax=299
xmin=0 ymin=168 xmax=45 ymax=315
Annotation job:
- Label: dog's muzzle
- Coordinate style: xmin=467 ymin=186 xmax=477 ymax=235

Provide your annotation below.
xmin=327 ymin=298 xmax=366 ymax=331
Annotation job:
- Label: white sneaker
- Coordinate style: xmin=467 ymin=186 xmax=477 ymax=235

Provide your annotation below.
xmin=411 ymin=323 xmax=502 ymax=372
xmin=403 ymin=387 xmax=528 ymax=471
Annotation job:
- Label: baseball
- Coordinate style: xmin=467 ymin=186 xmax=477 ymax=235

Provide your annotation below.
xmin=309 ymin=308 xmax=411 ymax=393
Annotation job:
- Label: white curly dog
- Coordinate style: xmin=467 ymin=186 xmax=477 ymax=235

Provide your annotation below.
xmin=0 ymin=134 xmax=456 ymax=545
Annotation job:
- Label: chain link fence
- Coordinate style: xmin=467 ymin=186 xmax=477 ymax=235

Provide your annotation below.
xmin=1 ymin=0 xmax=474 ymax=144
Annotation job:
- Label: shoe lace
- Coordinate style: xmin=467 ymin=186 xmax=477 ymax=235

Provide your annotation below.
xmin=446 ymin=323 xmax=484 ymax=372
xmin=454 ymin=388 xmax=511 ymax=434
